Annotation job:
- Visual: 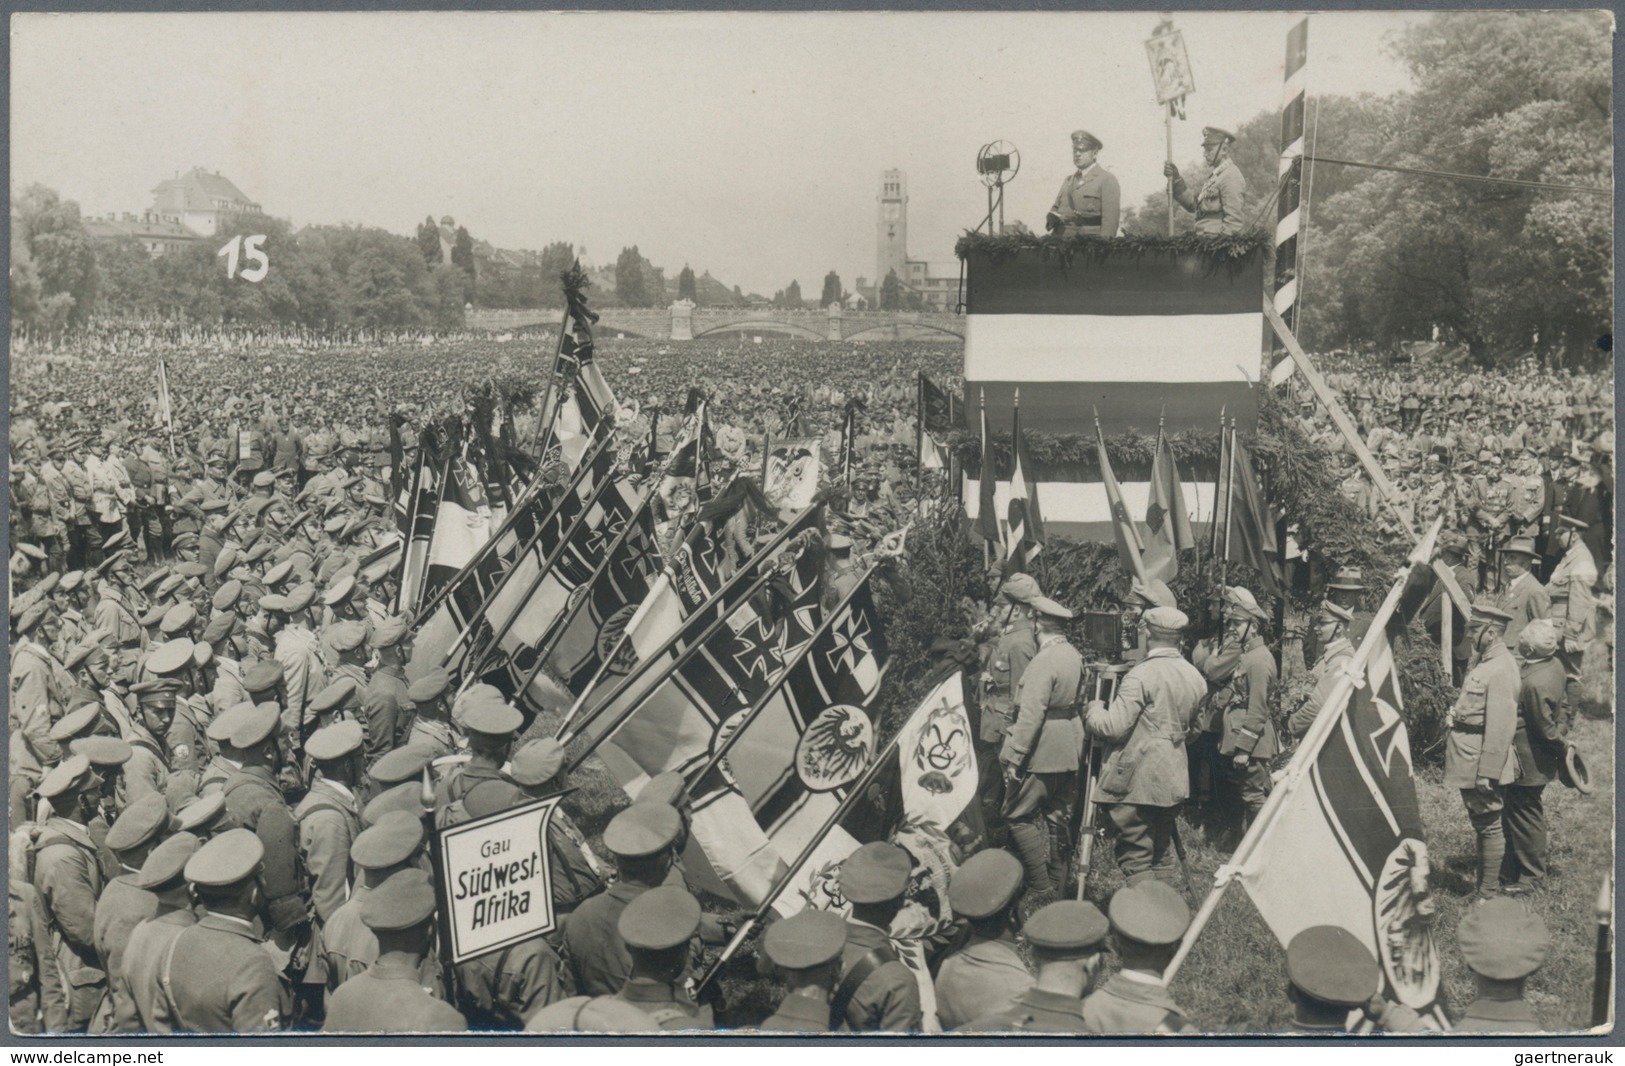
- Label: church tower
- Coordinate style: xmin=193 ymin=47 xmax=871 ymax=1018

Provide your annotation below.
xmin=876 ymin=169 xmax=908 ymax=289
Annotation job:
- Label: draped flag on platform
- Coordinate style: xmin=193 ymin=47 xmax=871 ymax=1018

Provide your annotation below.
xmin=1143 ymin=427 xmax=1195 ymax=582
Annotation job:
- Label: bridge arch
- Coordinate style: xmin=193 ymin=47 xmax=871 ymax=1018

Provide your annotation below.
xmin=694 ymin=319 xmax=828 ymax=342
xmin=842 ymin=322 xmax=965 ymax=341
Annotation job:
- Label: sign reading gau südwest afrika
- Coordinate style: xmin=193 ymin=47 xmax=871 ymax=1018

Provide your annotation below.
xmin=436 ymin=795 xmax=562 ymax=964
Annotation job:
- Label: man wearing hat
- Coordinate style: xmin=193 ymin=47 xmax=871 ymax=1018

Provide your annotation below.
xmin=297 ymin=721 xmax=365 ymax=926
xmin=933 ymin=848 xmax=1032 ymax=1029
xmin=1047 ymin=129 xmax=1120 ymax=237
xmin=1456 ymin=898 xmax=1548 ymax=1031
xmin=1325 ymin=565 xmax=1373 ymax=642
xmin=1544 ymin=515 xmax=1597 ymax=716
xmin=323 ymin=812 xmax=431 ymax=991
xmin=1164 ymin=126 xmax=1248 ymax=235
xmin=563 ymin=804 xmax=689 ymax=999
xmin=960 ymin=900 xmax=1109 ymax=1032
xmin=11 ymin=602 xmax=66 ymax=824
xmin=108 ymin=832 xmax=201 ymax=1033
xmin=322 ymin=869 xmax=468 ymax=1033
xmin=1494 ymin=538 xmax=1547 ymax=651
xmin=270 ymin=584 xmax=329 ymax=756
xmin=1192 ymin=585 xmax=1276 ymax=841
xmin=218 ymin=703 xmax=310 ymax=947
xmin=1424 ymin=533 xmax=1480 ymax=684
xmin=1082 ymin=881 xmax=1195 ymax=1033
xmin=1289 ymin=602 xmax=1356 ymax=738
xmin=1086 ymin=605 xmax=1207 ymax=887
xmin=30 ymin=755 xmax=110 ymax=1031
xmin=167 ymin=829 xmax=290 ymax=1032
xmin=359 ymin=616 xmax=413 ymax=767
xmin=999 ymin=595 xmax=1085 ymax=898
xmin=93 ymin=793 xmax=172 ymax=1026
xmin=757 ymin=909 xmax=849 ymax=1032
xmin=435 ymin=689 xmax=522 ymax=828
xmin=1281 ymin=925 xmax=1428 ymax=1032
xmin=979 ymin=572 xmax=1040 ymax=755
xmin=1503 ymin=619 xmax=1567 ymax=894
xmin=1446 ymin=603 xmax=1521 ymax=898
xmin=832 ymin=840 xmax=922 ymax=1032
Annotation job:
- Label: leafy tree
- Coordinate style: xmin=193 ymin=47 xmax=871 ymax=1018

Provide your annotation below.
xmin=678 ymin=264 xmax=697 ymax=301
xmin=92 ymin=236 xmax=161 ymax=319
xmin=879 ymin=269 xmax=903 ymax=311
xmin=538 ymin=242 xmax=576 ymax=306
xmin=821 ymin=270 xmax=843 ymax=307
xmin=450 ymin=226 xmax=477 ymax=296
xmin=416 ymin=216 xmax=443 ymax=265
xmin=646 ymin=264 xmax=668 ymax=307
xmin=12 ymin=184 xmax=99 ymax=329
xmin=615 ymin=245 xmax=649 ymax=307
xmin=783 ymin=279 xmax=802 ymax=309
xmin=733 ymin=285 xmax=744 ymax=302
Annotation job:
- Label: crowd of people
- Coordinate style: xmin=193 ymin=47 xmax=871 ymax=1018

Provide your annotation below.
xmin=5 ymin=324 xmax=1611 ymax=1035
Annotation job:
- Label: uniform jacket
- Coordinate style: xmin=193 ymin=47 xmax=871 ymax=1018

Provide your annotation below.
xmin=1546 ymin=541 xmax=1598 ymax=650
xmin=1219 ymin=637 xmax=1278 ymax=759
xmin=221 ymin=764 xmax=305 ymax=932
xmin=758 ymin=991 xmax=833 ymax=1032
xmin=1082 ymin=971 xmax=1196 ymax=1034
xmin=1000 ymin=636 xmax=1085 ymax=775
xmin=613 ymin=977 xmax=712 ymax=1030
xmin=562 ymin=879 xmax=648 ymax=997
xmin=322 ymin=891 xmax=375 ymax=990
xmin=838 ymin=919 xmax=921 ymax=1033
xmin=1087 ymin=647 xmax=1207 ymax=808
xmin=11 ymin=879 xmax=55 ymax=1035
xmin=960 ymin=986 xmax=1086 ymax=1033
xmin=1290 ymin=637 xmax=1353 ymax=738
xmin=11 ymin=639 xmax=64 ymax=773
xmin=1050 ymin=163 xmax=1122 ymax=236
xmin=1444 ymin=642 xmax=1520 ymax=788
xmin=32 ymin=818 xmax=108 ymax=1031
xmin=323 ymin=954 xmax=467 ymax=1034
xmin=295 ymin=778 xmax=360 ymax=923
xmin=274 ymin=625 xmax=327 ymax=738
xmin=982 ymin=616 xmax=1036 ymax=743
xmin=1172 ymin=158 xmax=1247 ymax=235
xmin=455 ymin=933 xmax=566 ymax=1030
xmin=359 ymin=667 xmax=412 ymax=767
xmin=1455 ymin=995 xmax=1541 ymax=1033
xmin=1500 ymin=571 xmax=1550 ymax=653
xmin=92 ymin=875 xmax=156 ymax=1004
xmin=110 ymin=907 xmax=195 ymax=1033
xmin=1513 ymin=656 xmax=1566 ymax=787
xmin=932 ymin=934 xmax=1032 ymax=1031
xmin=166 ymin=912 xmax=289 ymax=1033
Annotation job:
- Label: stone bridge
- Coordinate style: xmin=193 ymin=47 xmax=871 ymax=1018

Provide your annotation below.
xmin=467 ymin=302 xmax=964 ymax=342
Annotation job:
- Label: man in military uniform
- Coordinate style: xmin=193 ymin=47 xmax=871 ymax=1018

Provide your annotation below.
xmin=1087 ymin=606 xmax=1206 ymax=886
xmin=933 ymin=848 xmax=1031 ymax=1029
xmin=1214 ymin=587 xmax=1277 ymax=840
xmin=602 ymin=887 xmax=711 ymax=1030
xmin=1047 ymin=130 xmax=1120 ymax=237
xmin=434 ymin=690 xmax=521 ymax=827
xmin=323 ymin=812 xmax=427 ymax=991
xmin=1325 ymin=565 xmax=1373 ymax=643
xmin=404 ymin=668 xmax=457 ymax=759
xmin=271 ymin=584 xmax=327 ymax=756
xmin=1502 ymin=620 xmax=1566 ymax=893
xmin=757 ymin=909 xmax=848 ymax=1032
xmin=93 ymin=794 xmax=171 ymax=1030
xmin=1445 ymin=604 xmax=1521 ymax=899
xmin=167 ymin=829 xmax=290 ymax=1032
xmin=296 ymin=721 xmax=364 ymax=926
xmin=1455 ymin=898 xmax=1548 ymax=1032
xmin=11 ymin=604 xmax=65 ymax=824
xmin=358 ymin=617 xmax=413 ymax=768
xmin=960 ymin=900 xmax=1108 ymax=1032
xmin=110 ymin=831 xmax=201 ymax=1033
xmin=1164 ymin=126 xmax=1249 ymax=235
xmin=1498 ymin=537 xmax=1550 ymax=652
xmin=978 ymin=573 xmax=1040 ymax=757
xmin=1544 ymin=515 xmax=1597 ymax=716
xmin=322 ymin=869 xmax=467 ymax=1033
xmin=999 ymin=595 xmax=1085 ymax=897
xmin=1082 ymin=881 xmax=1196 ymax=1033
xmin=31 ymin=756 xmax=109 ymax=1032
xmin=563 ymin=803 xmax=685 ymax=998
xmin=1282 ymin=926 xmax=1428 ymax=1032
xmin=832 ymin=841 xmax=922 ymax=1032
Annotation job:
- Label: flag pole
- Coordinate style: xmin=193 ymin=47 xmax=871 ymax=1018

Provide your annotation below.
xmin=1163 ymin=517 xmax=1441 ymax=985
xmin=1095 ymin=407 xmax=1150 ymax=589
xmin=1220 ymin=419 xmax=1237 ymax=588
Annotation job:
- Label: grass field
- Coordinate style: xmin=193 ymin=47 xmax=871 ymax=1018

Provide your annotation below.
xmin=544 ymin=702 xmax=1615 ymax=1035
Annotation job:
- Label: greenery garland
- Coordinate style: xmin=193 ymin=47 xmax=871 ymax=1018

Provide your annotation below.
xmin=954 ymin=230 xmax=1269 ymax=273
xmin=951 ymin=426 xmax=1222 ymax=473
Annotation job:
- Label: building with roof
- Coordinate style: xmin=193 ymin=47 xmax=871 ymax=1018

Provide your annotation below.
xmin=83 ymin=212 xmax=203 ymax=255
xmin=149 ymin=167 xmax=263 ymax=238
xmin=863 ymin=169 xmax=959 ymax=312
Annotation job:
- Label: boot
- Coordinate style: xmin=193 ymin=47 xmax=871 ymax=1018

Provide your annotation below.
xmin=1008 ymin=818 xmax=1053 ymax=897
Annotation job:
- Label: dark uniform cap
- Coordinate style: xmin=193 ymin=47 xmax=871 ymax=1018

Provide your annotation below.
xmin=360 ymin=868 xmax=437 ymax=931
xmin=1024 ymin=900 xmax=1110 ymax=955
xmin=369 ymin=616 xmax=408 ymax=649
xmin=1472 ymin=602 xmax=1514 ymax=625
xmin=306 ymin=719 xmax=364 ymax=761
xmin=460 ymin=692 xmax=523 ymax=737
xmin=1070 ymin=129 xmax=1103 ymax=151
xmin=36 ymin=755 xmax=102 ymax=800
xmin=105 ymin=792 xmax=172 ymax=852
xmin=763 ymin=908 xmax=848 ymax=970
xmin=1327 ymin=566 xmax=1365 ymax=591
xmin=323 ymin=574 xmax=357 ymax=606
xmin=326 ymin=621 xmax=368 ymax=653
xmin=948 ymin=848 xmax=1024 ymax=919
xmin=1458 ymin=899 xmax=1549 ymax=980
xmin=206 ymin=701 xmax=257 ymax=743
xmin=146 ymin=637 xmax=197 ymax=677
xmin=351 ymin=810 xmax=427 ymax=869
xmin=185 ymin=827 xmax=265 ymax=888
xmin=362 ymin=781 xmax=430 ymax=827
xmin=71 ymin=735 xmax=134 ymax=770
xmin=1557 ymin=513 xmax=1589 ymax=531
xmin=998 ymin=573 xmax=1042 ymax=604
xmin=230 ymin=702 xmax=283 ymax=748
xmin=1028 ymin=595 xmax=1075 ymax=621
xmin=1107 ymin=881 xmax=1191 ymax=945
xmin=1318 ymin=600 xmax=1355 ymax=624
xmin=1286 ymin=925 xmax=1379 ymax=1006
xmin=509 ymin=739 xmax=567 ymax=788
xmin=132 ymin=832 xmax=201 ymax=890
xmin=202 ymin=613 xmax=236 ymax=643
xmin=602 ymin=803 xmax=682 ymax=859
xmin=282 ymin=584 xmax=317 ymax=612
xmin=263 ymin=559 xmax=295 ymax=587
xmin=310 ymin=676 xmax=359 ymax=713
xmin=1201 ymin=126 xmax=1236 ymax=145
xmin=242 ymin=660 xmax=285 ymax=694
xmin=369 ymin=744 xmax=434 ymax=786
xmin=175 ymin=793 xmax=228 ymax=835
xmin=839 ymin=841 xmax=912 ymax=904
xmin=635 ymin=771 xmax=687 ymax=809
xmin=407 ymin=668 xmax=452 ymax=703
xmin=617 ymin=885 xmax=701 ymax=951
xmin=1143 ymin=606 xmax=1188 ymax=635
xmin=49 ymin=703 xmax=103 ymax=742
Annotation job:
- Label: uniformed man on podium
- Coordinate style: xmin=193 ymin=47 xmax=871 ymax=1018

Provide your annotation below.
xmin=1048 ymin=130 xmax=1121 ymax=238
xmin=1164 ymin=126 xmax=1249 ymax=235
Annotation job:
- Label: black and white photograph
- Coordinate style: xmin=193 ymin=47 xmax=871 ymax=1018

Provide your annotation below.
xmin=4 ymin=8 xmax=1615 ymax=1042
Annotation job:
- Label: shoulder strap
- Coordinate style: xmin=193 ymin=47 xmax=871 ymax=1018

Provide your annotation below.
xmin=158 ymin=927 xmax=186 ymax=1025
xmin=832 ymin=944 xmax=898 ymax=1028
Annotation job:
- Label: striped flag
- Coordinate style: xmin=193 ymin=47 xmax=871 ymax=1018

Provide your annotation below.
xmin=1143 ymin=427 xmax=1195 ymax=582
xmin=1005 ymin=391 xmax=1045 ymax=571
xmin=961 ymin=245 xmax=1262 ymax=539
xmin=974 ymin=389 xmax=999 ymax=543
xmin=422 ymin=441 xmax=493 ymax=603
xmin=155 ymin=358 xmax=174 ymax=438
xmin=1225 ymin=430 xmax=1281 ymax=593
xmin=1095 ymin=417 xmax=1148 ymax=584
xmin=397 ymin=428 xmax=444 ymax=615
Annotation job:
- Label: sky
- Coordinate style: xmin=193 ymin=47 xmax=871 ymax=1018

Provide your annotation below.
xmin=12 ymin=10 xmax=1428 ymax=297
